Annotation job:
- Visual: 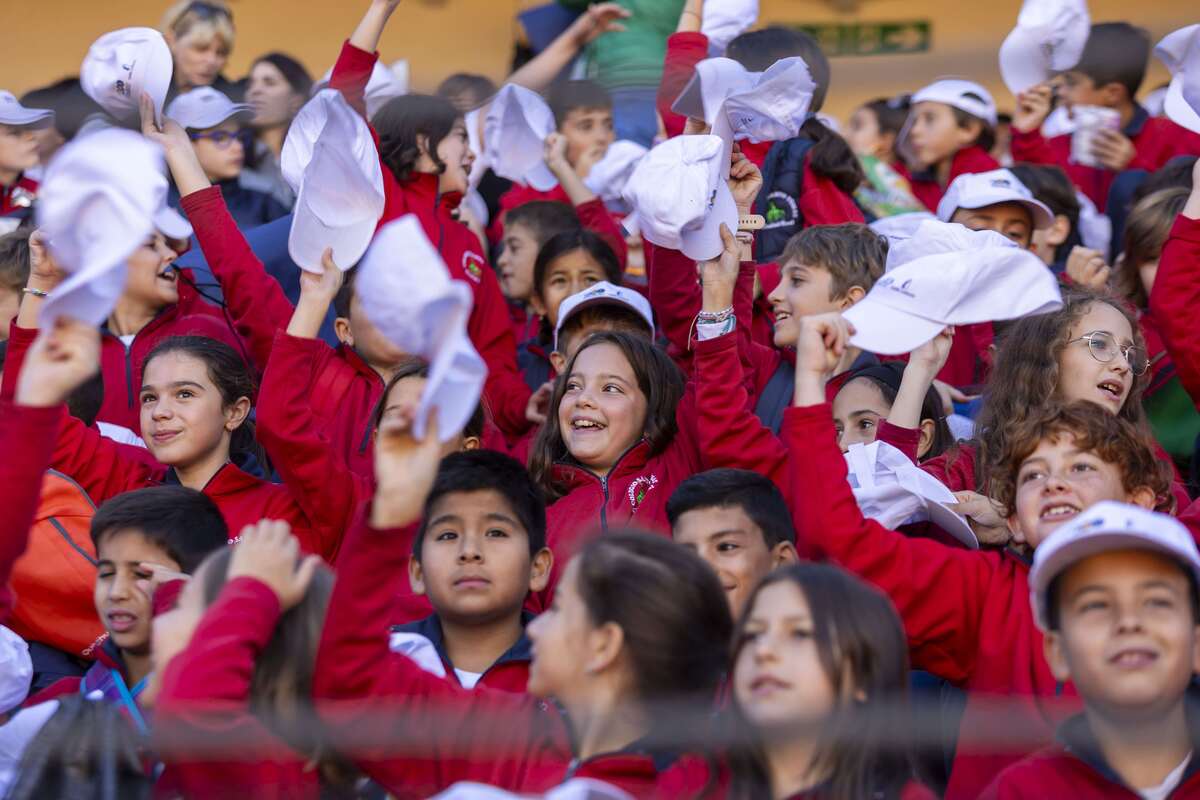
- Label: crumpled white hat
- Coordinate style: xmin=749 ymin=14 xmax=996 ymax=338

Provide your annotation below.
xmin=464 ymin=106 xmax=488 ymax=191
xmin=868 ymin=212 xmax=938 ymax=258
xmin=432 ymin=778 xmax=635 ymax=800
xmin=355 ymin=215 xmax=487 ymax=442
xmin=936 ymin=168 xmax=1055 ymax=231
xmin=583 ymin=140 xmax=648 ymax=211
xmin=702 ymin=0 xmax=760 ymax=56
xmin=165 ymin=86 xmax=250 ymax=130
xmin=1156 ymin=25 xmax=1200 ymax=136
xmin=844 ymin=441 xmax=977 ymax=549
xmin=998 ymin=0 xmax=1090 ymax=95
xmin=842 ymin=244 xmax=1062 ymax=355
xmin=81 ymin=27 xmax=173 ymax=125
xmin=0 ymin=626 xmax=31 ymax=714
xmin=319 ymin=60 xmax=406 ymax=119
xmin=35 ymin=129 xmax=166 ymax=328
xmin=282 ymin=89 xmax=385 ymax=272
xmin=0 ymin=91 xmax=54 ymax=129
xmin=484 ymin=84 xmax=558 ymax=192
xmin=621 ymin=134 xmax=738 ymax=261
xmin=884 ymin=218 xmax=1017 ymax=271
xmin=672 ymin=56 xmax=816 ymax=144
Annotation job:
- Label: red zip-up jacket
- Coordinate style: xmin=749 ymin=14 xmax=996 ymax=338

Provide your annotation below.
xmin=1150 ymin=213 xmax=1200 ymax=407
xmin=0 ymin=401 xmax=60 ymax=623
xmin=330 ymin=40 xmax=533 ymax=440
xmin=391 ymin=613 xmax=533 ymax=694
xmin=313 ymin=509 xmax=696 ymax=799
xmin=655 ymin=755 xmax=936 ymax=800
xmin=490 ymin=185 xmax=629 ymax=267
xmin=1011 ymin=106 xmax=1200 ymax=211
xmin=783 ymin=402 xmax=1085 ymax=800
xmin=898 ymin=145 xmax=1001 ymax=212
xmin=154 ymin=577 xmax=320 ymax=800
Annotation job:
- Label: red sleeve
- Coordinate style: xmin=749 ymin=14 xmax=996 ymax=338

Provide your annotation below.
xmin=798 ymin=155 xmax=864 ymax=227
xmin=179 ymin=186 xmax=294 ymax=374
xmin=329 ymin=39 xmax=378 ymax=120
xmin=387 ymin=521 xmax=434 ymax=625
xmin=919 ymin=446 xmax=978 ymax=494
xmin=0 ymin=322 xmax=34 ymax=402
xmin=574 ymin=198 xmax=628 ymax=270
xmin=1149 ymin=214 xmax=1200 ymax=407
xmin=0 ymin=402 xmax=63 ymax=622
xmin=470 ymin=255 xmax=535 ymax=439
xmin=656 ymin=32 xmax=710 ymax=140
xmin=1009 ymin=128 xmax=1062 ymax=168
xmin=256 ymin=331 xmax=368 ymax=557
xmin=647 ymin=242 xmax=700 ymax=373
xmin=876 ymin=421 xmax=921 ymax=464
xmin=783 ymin=403 xmax=998 ymax=683
xmin=48 ymin=401 xmax=159 ymax=505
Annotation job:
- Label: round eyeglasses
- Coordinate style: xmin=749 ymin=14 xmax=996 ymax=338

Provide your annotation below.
xmin=1067 ymin=331 xmax=1149 ymax=376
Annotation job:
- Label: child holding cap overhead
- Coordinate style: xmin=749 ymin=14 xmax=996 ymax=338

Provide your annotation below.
xmin=0 ymin=92 xmax=53 ymax=221
xmin=984 ymin=502 xmax=1200 ymax=798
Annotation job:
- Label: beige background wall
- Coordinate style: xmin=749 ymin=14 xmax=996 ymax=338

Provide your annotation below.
xmin=1 ymin=0 xmax=1191 ymax=124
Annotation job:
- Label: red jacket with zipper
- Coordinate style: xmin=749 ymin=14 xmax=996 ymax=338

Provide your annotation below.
xmin=1150 ymin=213 xmax=1200 ymax=408
xmin=490 ymin=185 xmax=629 ymax=268
xmin=330 ymin=40 xmax=534 ymax=440
xmin=898 ymin=145 xmax=1001 ymax=213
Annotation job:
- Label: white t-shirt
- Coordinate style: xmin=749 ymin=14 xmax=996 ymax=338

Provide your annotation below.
xmin=454 ymin=668 xmax=484 ymax=690
xmin=1139 ymin=753 xmax=1192 ymax=800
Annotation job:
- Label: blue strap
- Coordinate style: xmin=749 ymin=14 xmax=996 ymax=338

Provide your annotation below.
xmin=112 ymin=671 xmax=150 ymax=735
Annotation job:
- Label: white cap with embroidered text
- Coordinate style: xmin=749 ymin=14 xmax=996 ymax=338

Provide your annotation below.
xmin=885 ymin=218 xmax=1018 ymax=272
xmin=0 ymin=91 xmax=54 ymax=129
xmin=936 ymin=168 xmax=1055 ymax=230
xmin=484 ymin=84 xmax=558 ymax=192
xmin=355 ymin=215 xmax=487 ymax=443
xmin=583 ymin=140 xmax=648 ymax=211
xmin=621 ymin=134 xmax=738 ymax=262
xmin=81 ymin=27 xmax=173 ymax=125
xmin=165 ymin=86 xmax=250 ymax=130
xmin=999 ymin=0 xmax=1090 ymax=95
xmin=554 ymin=281 xmax=654 ymax=351
xmin=842 ymin=245 xmax=1062 ymax=355
xmin=1156 ymin=25 xmax=1200 ymax=136
xmin=911 ymin=79 xmax=998 ymax=127
xmin=702 ymin=0 xmax=760 ymax=56
xmin=35 ymin=129 xmax=166 ymax=328
xmin=1030 ymin=501 xmax=1200 ymax=630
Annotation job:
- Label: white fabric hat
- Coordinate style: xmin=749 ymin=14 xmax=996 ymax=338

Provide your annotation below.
xmin=0 ymin=701 xmax=59 ymax=798
xmin=845 ymin=441 xmax=977 ymax=549
xmin=672 ymin=56 xmax=816 ymax=143
xmin=283 ymin=90 xmax=385 ymax=272
xmin=0 ymin=626 xmax=31 ymax=714
xmin=35 ymin=129 xmax=166 ymax=327
xmin=1156 ymin=25 xmax=1200 ymax=136
xmin=464 ymin=106 xmax=488 ymax=191
xmin=554 ymin=281 xmax=654 ymax=351
xmin=355 ymin=216 xmax=487 ymax=442
xmin=165 ymin=86 xmax=250 ymax=130
xmin=702 ymin=0 xmax=760 ymax=56
xmin=0 ymin=91 xmax=54 ymax=128
xmin=868 ymin=211 xmax=938 ymax=256
xmin=484 ymin=84 xmax=558 ymax=192
xmin=842 ymin=245 xmax=1062 ymax=355
xmin=1075 ymin=191 xmax=1112 ymax=254
xmin=319 ymin=61 xmax=406 ymax=119
xmin=885 ymin=218 xmax=1018 ymax=271
xmin=432 ymin=778 xmax=635 ymax=800
xmin=583 ymin=140 xmax=648 ymax=210
xmin=1030 ymin=501 xmax=1200 ymax=630
xmin=998 ymin=0 xmax=1090 ymax=95
xmin=911 ymin=79 xmax=998 ymax=127
xmin=621 ymin=134 xmax=738 ymax=261
xmin=81 ymin=27 xmax=173 ymax=125
xmin=936 ymin=168 xmax=1055 ymax=230
xmin=155 ymin=206 xmax=193 ymax=241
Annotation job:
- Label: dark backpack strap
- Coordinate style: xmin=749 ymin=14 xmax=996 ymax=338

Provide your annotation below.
xmin=754 ymin=360 xmax=795 ymax=435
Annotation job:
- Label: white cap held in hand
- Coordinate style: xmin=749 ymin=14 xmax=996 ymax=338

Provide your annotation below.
xmin=81 ymin=27 xmax=173 ymax=125
xmin=998 ymin=0 xmax=1090 ymax=95
xmin=484 ymin=84 xmax=558 ymax=192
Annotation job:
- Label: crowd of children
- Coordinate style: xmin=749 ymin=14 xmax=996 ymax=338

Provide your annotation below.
xmin=1 ymin=0 xmax=1200 ymax=797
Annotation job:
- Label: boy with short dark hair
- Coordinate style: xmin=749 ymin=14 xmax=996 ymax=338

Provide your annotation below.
xmin=983 ymin=502 xmax=1200 ymax=798
xmin=0 ymin=227 xmax=30 ymax=340
xmin=667 ymin=468 xmax=798 ymax=616
xmin=1012 ymin=22 xmax=1200 ymax=211
xmin=497 ymin=201 xmax=581 ymax=342
xmin=390 ymin=450 xmax=552 ymax=693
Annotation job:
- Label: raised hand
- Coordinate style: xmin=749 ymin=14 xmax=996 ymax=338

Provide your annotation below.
xmin=950 ymin=491 xmax=1011 ymax=547
xmin=372 ymin=401 xmax=444 ymax=528
xmin=227 ymin=519 xmax=322 ymax=611
xmin=569 ymin=2 xmax=630 ymax=47
xmin=26 ymin=230 xmax=65 ymax=292
xmin=1064 ymin=246 xmax=1111 ymax=290
xmin=728 ymin=147 xmax=763 ymax=214
xmin=792 ymin=312 xmax=855 ymax=406
xmin=1089 ymin=129 xmax=1135 ymax=172
xmin=698 ymin=223 xmax=740 ymax=313
xmin=1012 ymin=84 xmax=1053 ymax=134
xmin=15 ymin=317 xmax=101 ymax=408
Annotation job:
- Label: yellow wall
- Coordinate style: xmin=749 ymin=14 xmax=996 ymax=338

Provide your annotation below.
xmin=1 ymin=0 xmax=1190 ymax=125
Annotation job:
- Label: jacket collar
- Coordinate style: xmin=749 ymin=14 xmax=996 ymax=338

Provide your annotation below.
xmin=337 ymin=343 xmax=383 ymax=382
xmin=911 ymin=145 xmax=997 ymax=184
xmin=1123 ymin=104 xmax=1150 ymax=138
xmin=163 ymin=461 xmax=252 ymax=495
xmin=552 ymin=439 xmax=653 ymax=491
xmin=400 ymin=172 xmax=463 ymax=216
xmin=393 ymin=612 xmax=535 ymax=669
xmin=567 ymin=732 xmax=682 ymax=778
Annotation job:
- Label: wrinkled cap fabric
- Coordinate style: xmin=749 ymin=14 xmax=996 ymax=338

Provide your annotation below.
xmin=621 ymin=134 xmax=738 ymax=261
xmin=583 ymin=140 xmax=648 ymax=209
xmin=319 ymin=60 xmax=406 ymax=119
xmin=1030 ymin=501 xmax=1200 ymax=630
xmin=672 ymin=56 xmax=815 ymax=143
xmin=165 ymin=86 xmax=251 ymax=130
xmin=885 ymin=218 xmax=1018 ymax=271
xmin=283 ymin=90 xmax=385 ymax=272
xmin=464 ymin=106 xmax=488 ymax=190
xmin=35 ymin=129 xmax=165 ymax=328
xmin=554 ymin=280 xmax=654 ymax=351
xmin=355 ymin=216 xmax=487 ymax=442
xmin=484 ymin=84 xmax=558 ymax=192
xmin=0 ymin=626 xmax=31 ymax=714
xmin=999 ymin=0 xmax=1090 ymax=95
xmin=1156 ymin=25 xmax=1200 ymax=136
xmin=81 ymin=27 xmax=173 ymax=124
xmin=936 ymin=168 xmax=1055 ymax=230
xmin=911 ymin=78 xmax=998 ymax=127
xmin=868 ymin=212 xmax=938 ymax=258
xmin=702 ymin=0 xmax=760 ymax=56
xmin=842 ymin=245 xmax=1062 ymax=355
xmin=844 ymin=441 xmax=978 ymax=549
xmin=0 ymin=91 xmax=54 ymax=128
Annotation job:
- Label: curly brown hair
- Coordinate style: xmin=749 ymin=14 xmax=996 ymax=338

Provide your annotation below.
xmin=987 ymin=401 xmax=1173 ymax=518
xmin=1114 ymin=187 xmax=1189 ymax=309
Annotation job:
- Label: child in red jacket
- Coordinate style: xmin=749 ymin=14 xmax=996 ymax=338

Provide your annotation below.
xmin=498 ymin=201 xmax=586 ymax=345
xmin=982 ymin=502 xmax=1200 ymax=799
xmin=1012 ymin=23 xmax=1200 ymax=212
xmin=1149 ymin=159 xmax=1200 ymax=409
xmin=786 ymin=309 xmax=1176 ymax=799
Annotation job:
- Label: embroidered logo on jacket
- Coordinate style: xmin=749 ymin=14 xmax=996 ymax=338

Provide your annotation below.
xmin=627 ymin=475 xmax=659 ymax=512
xmin=462 ymin=251 xmax=485 ymax=282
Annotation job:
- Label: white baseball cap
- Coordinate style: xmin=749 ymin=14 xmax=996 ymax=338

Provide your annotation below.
xmin=672 ymin=56 xmax=816 ymax=144
xmin=155 ymin=206 xmax=193 ymax=242
xmin=583 ymin=140 xmax=648 ymax=211
xmin=484 ymin=84 xmax=557 ymax=193
xmin=911 ymin=79 xmax=998 ymax=127
xmin=0 ymin=626 xmax=31 ymax=715
xmin=936 ymin=169 xmax=1055 ymax=231
xmin=464 ymin=106 xmax=488 ymax=191
xmin=554 ymin=281 xmax=654 ymax=351
xmin=0 ymin=91 xmax=54 ymax=129
xmin=81 ymin=27 xmax=173 ymax=125
xmin=868 ymin=211 xmax=938 ymax=257
xmin=35 ymin=129 xmax=166 ymax=328
xmin=1156 ymin=25 xmax=1200 ymax=136
xmin=998 ymin=0 xmax=1090 ymax=96
xmin=355 ymin=215 xmax=487 ymax=443
xmin=701 ymin=0 xmax=760 ymax=56
xmin=621 ymin=134 xmax=738 ymax=262
xmin=845 ymin=441 xmax=978 ymax=549
xmin=1029 ymin=501 xmax=1200 ymax=630
xmin=165 ymin=86 xmax=250 ymax=130
xmin=842 ymin=245 xmax=1062 ymax=355
xmin=283 ymin=90 xmax=386 ymax=273
xmin=886 ymin=218 xmax=1019 ymax=272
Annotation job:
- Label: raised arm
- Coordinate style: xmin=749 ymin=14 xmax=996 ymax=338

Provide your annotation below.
xmin=657 ymin=2 xmax=709 ymax=140
xmin=507 ymin=3 xmax=629 ymax=92
xmin=1148 ymin=159 xmax=1200 ymax=406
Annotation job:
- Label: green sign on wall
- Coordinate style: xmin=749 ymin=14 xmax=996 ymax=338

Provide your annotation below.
xmin=792 ymin=21 xmax=932 ymax=57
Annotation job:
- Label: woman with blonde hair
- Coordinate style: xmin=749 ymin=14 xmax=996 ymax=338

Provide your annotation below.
xmin=160 ymin=0 xmax=238 ymax=96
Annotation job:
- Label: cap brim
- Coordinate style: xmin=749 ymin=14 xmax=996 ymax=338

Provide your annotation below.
xmin=842 ymin=300 xmax=946 ymax=356
xmin=680 ymin=180 xmax=739 ymax=262
xmin=926 ymin=501 xmax=979 ymax=550
xmin=554 ymin=295 xmax=654 ymax=350
xmin=155 ymin=206 xmax=193 ymax=241
xmin=0 ymin=109 xmax=55 ymax=129
xmin=1164 ymin=76 xmax=1200 ymax=136
xmin=417 ymin=295 xmax=488 ymax=444
xmin=183 ymin=104 xmax=253 ymax=131
xmin=999 ymin=28 xmax=1052 ymax=95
